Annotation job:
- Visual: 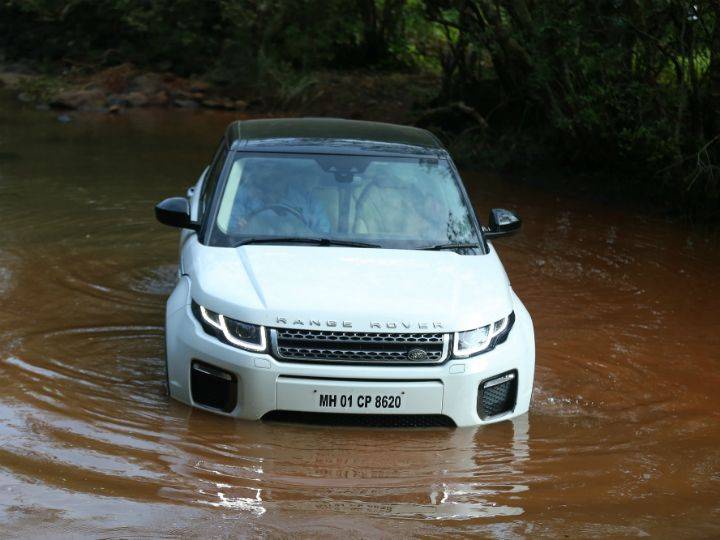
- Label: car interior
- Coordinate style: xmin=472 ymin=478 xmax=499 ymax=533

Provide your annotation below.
xmin=214 ymin=155 xmax=472 ymax=243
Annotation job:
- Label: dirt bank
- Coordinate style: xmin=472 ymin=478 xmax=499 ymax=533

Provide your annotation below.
xmin=0 ymin=63 xmax=440 ymax=124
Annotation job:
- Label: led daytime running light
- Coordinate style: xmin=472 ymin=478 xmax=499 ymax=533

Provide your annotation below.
xmin=198 ymin=304 xmax=267 ymax=352
xmin=218 ymin=315 xmax=266 ymax=351
xmin=453 ymin=313 xmax=513 ymax=357
xmin=200 ymin=305 xmax=222 ymax=329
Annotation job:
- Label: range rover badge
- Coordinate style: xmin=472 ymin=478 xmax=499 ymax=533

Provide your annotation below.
xmin=407 ymin=348 xmax=428 ymax=361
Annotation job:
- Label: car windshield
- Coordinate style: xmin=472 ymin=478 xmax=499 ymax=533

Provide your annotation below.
xmin=209 ymin=153 xmax=480 ymax=250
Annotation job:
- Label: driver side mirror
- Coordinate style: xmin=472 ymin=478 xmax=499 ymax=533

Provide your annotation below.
xmin=155 ymin=197 xmax=199 ymax=230
xmin=485 ymin=208 xmax=521 ymax=239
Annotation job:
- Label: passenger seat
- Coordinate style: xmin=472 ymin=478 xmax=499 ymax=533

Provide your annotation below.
xmin=353 ymin=176 xmax=428 ymax=235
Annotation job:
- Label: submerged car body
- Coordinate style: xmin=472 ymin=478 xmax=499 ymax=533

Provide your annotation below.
xmin=157 ymin=118 xmax=534 ymax=427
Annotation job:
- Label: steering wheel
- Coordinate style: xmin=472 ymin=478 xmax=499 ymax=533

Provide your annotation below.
xmin=245 ymin=203 xmax=305 ymax=224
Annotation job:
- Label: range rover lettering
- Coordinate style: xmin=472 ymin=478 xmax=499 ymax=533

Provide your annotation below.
xmin=156 ymin=118 xmax=535 ymax=427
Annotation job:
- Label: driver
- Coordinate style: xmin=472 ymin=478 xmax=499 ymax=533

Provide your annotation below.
xmin=231 ymin=165 xmax=331 ymax=234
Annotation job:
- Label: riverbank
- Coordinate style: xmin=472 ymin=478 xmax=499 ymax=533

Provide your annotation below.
xmin=0 ymin=63 xmax=439 ymax=123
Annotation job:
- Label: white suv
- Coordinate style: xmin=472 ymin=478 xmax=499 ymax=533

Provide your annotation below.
xmin=156 ymin=118 xmax=534 ymax=427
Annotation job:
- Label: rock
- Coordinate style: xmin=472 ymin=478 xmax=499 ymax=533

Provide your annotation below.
xmin=147 ymin=90 xmax=170 ymax=107
xmin=234 ymin=100 xmax=248 ymax=111
xmin=57 ymin=114 xmax=72 ymax=123
xmin=201 ymin=97 xmax=237 ymax=110
xmin=0 ymin=72 xmax=32 ymax=87
xmin=125 ymin=91 xmax=149 ymax=107
xmin=107 ymin=90 xmax=150 ymax=108
xmin=94 ymin=63 xmax=135 ymax=93
xmin=189 ymin=80 xmax=210 ymax=93
xmin=415 ymin=101 xmax=489 ymax=135
xmin=171 ymin=89 xmax=193 ymax=100
xmin=200 ymin=98 xmax=223 ymax=109
xmin=49 ymin=88 xmax=106 ymax=110
xmin=108 ymin=104 xmax=121 ymax=114
xmin=107 ymin=94 xmax=130 ymax=107
xmin=173 ymin=98 xmax=199 ymax=109
xmin=17 ymin=92 xmax=33 ymax=103
xmin=35 ymin=103 xmax=50 ymax=111
xmin=130 ymin=73 xmax=163 ymax=95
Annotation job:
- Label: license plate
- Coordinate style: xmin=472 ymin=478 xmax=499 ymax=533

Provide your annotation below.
xmin=317 ymin=393 xmax=403 ymax=410
xmin=276 ymin=378 xmax=444 ymax=415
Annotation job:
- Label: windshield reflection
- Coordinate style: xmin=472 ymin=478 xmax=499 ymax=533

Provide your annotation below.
xmin=211 ymin=154 xmax=479 ymax=250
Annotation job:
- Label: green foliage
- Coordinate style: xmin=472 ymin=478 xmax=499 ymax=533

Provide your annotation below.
xmin=0 ymin=0 xmax=438 ymax=74
xmin=425 ymin=0 xmax=720 ymax=218
xmin=255 ymin=55 xmax=320 ymax=109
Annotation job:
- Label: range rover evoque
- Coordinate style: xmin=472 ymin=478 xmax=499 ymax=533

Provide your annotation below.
xmin=156 ymin=118 xmax=535 ymax=427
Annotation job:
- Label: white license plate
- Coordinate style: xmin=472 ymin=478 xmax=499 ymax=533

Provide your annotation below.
xmin=276 ymin=378 xmax=444 ymax=415
xmin=316 ymin=393 xmax=403 ymax=410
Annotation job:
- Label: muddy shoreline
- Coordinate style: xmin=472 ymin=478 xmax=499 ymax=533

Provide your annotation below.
xmin=0 ymin=62 xmax=439 ymax=123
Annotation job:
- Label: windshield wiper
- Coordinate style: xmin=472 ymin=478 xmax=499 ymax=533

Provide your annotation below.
xmin=418 ymin=242 xmax=481 ymax=251
xmin=234 ymin=237 xmax=382 ymax=248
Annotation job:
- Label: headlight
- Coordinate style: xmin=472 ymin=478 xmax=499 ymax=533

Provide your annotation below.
xmin=453 ymin=312 xmax=515 ymax=357
xmin=191 ymin=300 xmax=267 ymax=352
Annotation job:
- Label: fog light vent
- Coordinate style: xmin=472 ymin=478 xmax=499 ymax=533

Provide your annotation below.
xmin=191 ymin=360 xmax=237 ymax=413
xmin=478 ymin=370 xmax=517 ymax=419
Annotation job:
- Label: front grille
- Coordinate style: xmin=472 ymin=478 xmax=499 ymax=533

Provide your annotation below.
xmin=263 ymin=411 xmax=455 ymax=428
xmin=477 ymin=371 xmax=518 ymax=419
xmin=271 ymin=328 xmax=450 ymax=364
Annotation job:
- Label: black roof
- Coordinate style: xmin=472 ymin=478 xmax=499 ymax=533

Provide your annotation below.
xmin=225 ymin=118 xmax=445 ymax=157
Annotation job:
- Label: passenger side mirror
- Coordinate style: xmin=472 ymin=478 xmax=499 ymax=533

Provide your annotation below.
xmin=155 ymin=197 xmax=199 ymax=230
xmin=485 ymin=208 xmax=521 ymax=239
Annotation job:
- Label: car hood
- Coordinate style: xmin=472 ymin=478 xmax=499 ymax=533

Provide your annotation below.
xmin=187 ymin=242 xmax=513 ymax=332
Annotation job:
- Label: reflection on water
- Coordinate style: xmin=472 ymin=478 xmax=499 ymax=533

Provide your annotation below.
xmin=184 ymin=417 xmax=530 ymax=521
xmin=0 ymin=94 xmax=719 ymax=537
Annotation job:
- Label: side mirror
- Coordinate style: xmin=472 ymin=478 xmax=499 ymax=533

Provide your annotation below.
xmin=485 ymin=208 xmax=521 ymax=239
xmin=155 ymin=197 xmax=199 ymax=230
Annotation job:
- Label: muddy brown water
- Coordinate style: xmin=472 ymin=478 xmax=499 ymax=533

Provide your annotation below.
xmin=0 ymin=98 xmax=719 ymax=538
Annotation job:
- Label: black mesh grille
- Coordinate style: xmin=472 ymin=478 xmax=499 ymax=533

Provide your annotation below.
xmin=277 ymin=329 xmax=444 ymax=344
xmin=272 ymin=328 xmax=448 ymax=364
xmin=478 ymin=371 xmax=518 ymax=419
xmin=263 ymin=410 xmax=455 ymax=428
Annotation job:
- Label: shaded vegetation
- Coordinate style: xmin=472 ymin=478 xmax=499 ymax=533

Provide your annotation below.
xmin=1 ymin=0 xmax=718 ymax=219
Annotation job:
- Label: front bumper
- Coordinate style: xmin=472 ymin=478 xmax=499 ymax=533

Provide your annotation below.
xmin=165 ymin=281 xmax=535 ymax=428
